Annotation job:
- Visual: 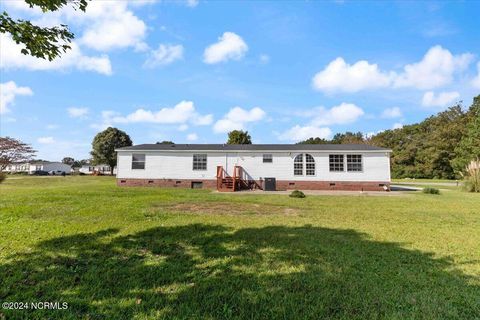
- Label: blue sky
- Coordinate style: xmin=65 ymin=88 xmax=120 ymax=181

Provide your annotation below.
xmin=1 ymin=0 xmax=479 ymax=160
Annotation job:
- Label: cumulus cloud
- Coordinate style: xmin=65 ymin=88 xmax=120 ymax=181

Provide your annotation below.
xmin=186 ymin=0 xmax=199 ymax=7
xmin=74 ymin=1 xmax=148 ymax=52
xmin=144 ymin=44 xmax=183 ymax=68
xmin=37 ymin=137 xmax=55 ymax=144
xmin=472 ymin=62 xmax=480 ymax=89
xmin=394 ymin=46 xmax=473 ymax=89
xmin=309 ymin=103 xmax=365 ymax=126
xmin=312 ymin=46 xmax=473 ymax=93
xmin=381 ymin=107 xmax=402 ymax=119
xmin=278 ymin=125 xmax=332 ymax=142
xmin=187 ymin=133 xmax=198 ymax=141
xmin=203 ymin=32 xmax=248 ymax=64
xmin=421 ymin=91 xmax=460 ymax=108
xmin=0 ymin=81 xmax=33 ymax=114
xmin=312 ymin=58 xmax=392 ymax=93
xmin=68 ymin=107 xmax=89 ymax=118
xmin=0 ymin=35 xmax=112 ymax=75
xmin=213 ymin=107 xmax=266 ymax=133
xmin=94 ymin=101 xmax=213 ymax=128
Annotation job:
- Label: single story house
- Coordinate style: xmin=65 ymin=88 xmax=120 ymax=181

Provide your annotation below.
xmin=78 ymin=164 xmax=116 ymax=175
xmin=3 ymin=161 xmax=72 ymax=174
xmin=115 ymin=144 xmax=391 ymax=191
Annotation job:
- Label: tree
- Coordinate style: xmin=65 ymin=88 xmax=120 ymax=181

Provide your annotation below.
xmin=227 ymin=130 xmax=252 ymax=144
xmin=0 ymin=137 xmax=36 ymax=170
xmin=62 ymin=157 xmax=75 ymax=165
xmin=91 ymin=127 xmax=132 ymax=175
xmin=0 ymin=0 xmax=88 ymax=61
xmin=452 ymin=95 xmax=480 ymax=173
xmin=297 ymin=137 xmax=330 ymax=144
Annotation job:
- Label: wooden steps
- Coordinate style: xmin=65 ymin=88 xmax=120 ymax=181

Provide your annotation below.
xmin=216 ymin=165 xmax=247 ymax=192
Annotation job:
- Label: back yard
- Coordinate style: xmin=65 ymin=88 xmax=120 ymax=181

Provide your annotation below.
xmin=0 ymin=176 xmax=479 ymax=319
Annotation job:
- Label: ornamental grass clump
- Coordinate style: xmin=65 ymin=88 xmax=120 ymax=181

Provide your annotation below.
xmin=461 ymin=159 xmax=480 ymax=193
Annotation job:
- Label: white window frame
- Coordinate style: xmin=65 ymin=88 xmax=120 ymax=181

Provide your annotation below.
xmin=329 ymin=154 xmax=345 ymax=172
xmin=346 ymin=154 xmax=363 ymax=172
xmin=193 ymin=154 xmax=207 ymax=171
xmin=263 ymin=154 xmax=273 ymax=163
xmin=132 ymin=154 xmax=146 ymax=170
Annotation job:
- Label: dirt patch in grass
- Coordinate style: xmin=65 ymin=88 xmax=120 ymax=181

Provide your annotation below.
xmin=150 ymin=202 xmax=300 ymax=216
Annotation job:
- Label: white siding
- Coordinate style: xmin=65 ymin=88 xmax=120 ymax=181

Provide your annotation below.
xmin=117 ymin=150 xmax=390 ymax=182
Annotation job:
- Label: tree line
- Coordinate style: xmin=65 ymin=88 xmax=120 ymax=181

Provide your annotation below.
xmin=298 ymin=95 xmax=480 ymax=179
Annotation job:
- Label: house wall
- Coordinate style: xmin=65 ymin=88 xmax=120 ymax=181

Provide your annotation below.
xmin=116 ymin=150 xmax=391 ymax=185
xmin=29 ymin=163 xmax=71 ymax=173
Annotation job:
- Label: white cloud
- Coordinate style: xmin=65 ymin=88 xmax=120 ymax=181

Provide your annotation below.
xmin=187 ymin=133 xmax=198 ymax=141
xmin=178 ymin=124 xmax=189 ymax=131
xmin=0 ymin=81 xmax=33 ymax=114
xmin=144 ymin=44 xmax=183 ymax=68
xmin=203 ymin=32 xmax=248 ymax=64
xmin=97 ymin=101 xmax=213 ymax=128
xmin=259 ymin=54 xmax=270 ymax=64
xmin=472 ymin=62 xmax=480 ymax=89
xmin=213 ymin=107 xmax=266 ymax=133
xmin=381 ymin=107 xmax=402 ymax=119
xmin=68 ymin=107 xmax=89 ymax=118
xmin=46 ymin=124 xmax=59 ymax=130
xmin=77 ymin=1 xmax=147 ymax=52
xmin=37 ymin=137 xmax=55 ymax=144
xmin=312 ymin=58 xmax=392 ymax=93
xmin=278 ymin=125 xmax=332 ymax=142
xmin=394 ymin=46 xmax=473 ymax=90
xmin=392 ymin=123 xmax=403 ymax=130
xmin=312 ymin=46 xmax=473 ymax=93
xmin=421 ymin=91 xmax=460 ymax=108
xmin=186 ymin=0 xmax=199 ymax=7
xmin=309 ymin=103 xmax=364 ymax=126
xmin=0 ymin=35 xmax=112 ymax=75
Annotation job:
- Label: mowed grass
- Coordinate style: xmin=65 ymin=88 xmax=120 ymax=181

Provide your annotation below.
xmin=0 ymin=177 xmax=479 ymax=320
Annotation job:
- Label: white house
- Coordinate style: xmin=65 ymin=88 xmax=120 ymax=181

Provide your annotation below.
xmin=115 ymin=144 xmax=392 ymax=191
xmin=3 ymin=161 xmax=71 ymax=174
xmin=79 ymin=164 xmax=115 ymax=175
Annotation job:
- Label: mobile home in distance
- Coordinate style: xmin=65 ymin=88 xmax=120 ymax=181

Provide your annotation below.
xmin=115 ymin=144 xmax=391 ymax=192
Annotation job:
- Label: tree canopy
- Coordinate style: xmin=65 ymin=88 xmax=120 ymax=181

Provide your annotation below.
xmin=298 ymin=95 xmax=480 ymax=179
xmin=227 ymin=130 xmax=252 ymax=144
xmin=91 ymin=127 xmax=132 ymax=174
xmin=0 ymin=0 xmax=88 ymax=61
xmin=0 ymin=137 xmax=36 ymax=170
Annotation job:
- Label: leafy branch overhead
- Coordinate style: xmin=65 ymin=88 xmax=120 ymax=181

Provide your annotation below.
xmin=0 ymin=0 xmax=89 ymax=61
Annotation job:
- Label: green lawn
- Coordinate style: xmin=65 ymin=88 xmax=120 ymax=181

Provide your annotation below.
xmin=0 ymin=176 xmax=479 ymax=319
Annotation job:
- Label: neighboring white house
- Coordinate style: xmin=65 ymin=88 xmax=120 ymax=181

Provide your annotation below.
xmin=79 ymin=164 xmax=116 ymax=175
xmin=2 ymin=161 xmax=72 ymax=174
xmin=115 ymin=144 xmax=391 ymax=191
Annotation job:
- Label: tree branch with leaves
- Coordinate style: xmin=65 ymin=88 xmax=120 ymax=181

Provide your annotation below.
xmin=0 ymin=0 xmax=89 ymax=61
xmin=0 ymin=137 xmax=36 ymax=171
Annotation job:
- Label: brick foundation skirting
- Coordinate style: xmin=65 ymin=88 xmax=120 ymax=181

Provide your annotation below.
xmin=117 ymin=178 xmax=389 ymax=191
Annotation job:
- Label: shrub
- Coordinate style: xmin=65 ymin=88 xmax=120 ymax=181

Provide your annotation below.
xmin=289 ymin=190 xmax=306 ymax=198
xmin=0 ymin=172 xmax=5 ymax=184
xmin=422 ymin=187 xmax=440 ymax=195
xmin=461 ymin=159 xmax=480 ymax=193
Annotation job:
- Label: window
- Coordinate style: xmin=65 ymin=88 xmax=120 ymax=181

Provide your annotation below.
xmin=305 ymin=154 xmax=315 ymax=176
xmin=132 ymin=154 xmax=145 ymax=169
xmin=294 ymin=154 xmax=316 ymax=176
xmin=347 ymin=154 xmax=362 ymax=172
xmin=329 ymin=154 xmax=344 ymax=172
xmin=294 ymin=154 xmax=303 ymax=176
xmin=193 ymin=154 xmax=207 ymax=170
xmin=263 ymin=154 xmax=273 ymax=163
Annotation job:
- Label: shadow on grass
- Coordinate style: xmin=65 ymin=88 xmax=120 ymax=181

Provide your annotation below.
xmin=1 ymin=225 xmax=478 ymax=319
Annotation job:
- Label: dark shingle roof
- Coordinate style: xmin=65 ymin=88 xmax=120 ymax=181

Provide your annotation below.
xmin=117 ymin=144 xmax=391 ymax=152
